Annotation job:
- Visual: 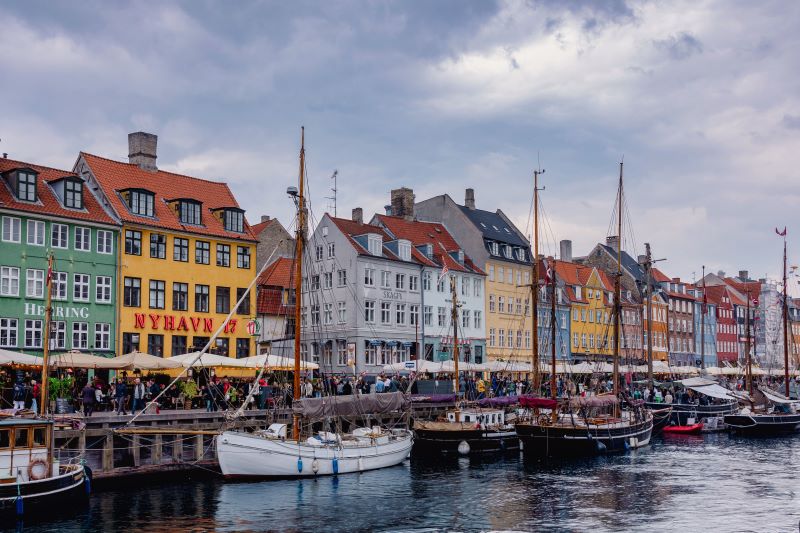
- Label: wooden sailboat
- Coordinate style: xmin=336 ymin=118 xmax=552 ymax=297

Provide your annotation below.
xmin=516 ymin=161 xmax=654 ymax=456
xmin=724 ymin=230 xmax=800 ymax=434
xmin=216 ymin=129 xmax=414 ymax=477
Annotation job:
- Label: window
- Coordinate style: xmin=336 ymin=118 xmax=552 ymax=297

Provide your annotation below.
xmin=498 ymin=296 xmax=505 ymax=313
xmin=216 ymin=244 xmax=231 ymax=267
xmin=381 ymin=271 xmax=391 ymax=288
xmin=498 ymin=267 xmax=504 ymax=283
xmin=179 ymin=201 xmax=202 ymax=225
xmin=124 ymin=230 xmax=141 ymax=255
xmin=236 ymin=288 xmax=250 ymax=315
xmin=170 ymin=336 xmax=187 ymax=356
xmin=516 ymin=330 xmax=523 ymax=348
xmin=27 ymin=220 xmax=44 ymax=246
xmin=438 ymin=307 xmax=447 ymax=327
xmin=150 ymin=233 xmax=166 ymax=258
xmin=364 ymin=301 xmax=375 ymax=323
xmin=310 ymin=275 xmax=320 ymax=291
xmin=64 ymin=180 xmax=83 ymax=209
xmin=173 ymin=282 xmax=188 ymax=311
xmin=437 ymin=275 xmax=446 ymax=292
xmin=410 ymin=305 xmax=419 ymax=326
xmin=409 ymin=275 xmax=419 ymax=291
xmin=3 ymin=267 xmax=24 ymax=297
xmin=396 ymin=274 xmax=405 ymax=290
xmin=49 ymin=321 xmax=65 ymax=350
xmin=581 ymin=333 xmax=587 ymax=348
xmin=507 ymin=269 xmax=513 ymax=283
xmin=516 ymin=298 xmax=523 ymax=314
xmin=324 ymin=303 xmax=333 ymax=325
xmin=196 ymin=241 xmax=210 ymax=264
xmin=473 ymin=278 xmax=482 ymax=297
xmin=216 ymin=287 xmax=230 ymax=314
xmin=224 ymin=209 xmax=244 ymax=233
xmin=123 ymin=277 xmax=141 ymax=307
xmin=474 ymin=311 xmax=482 ymax=329
xmin=499 ymin=329 xmax=505 ymax=347
xmin=327 ymin=242 xmax=335 ymax=258
xmin=94 ymin=323 xmax=111 ymax=351
xmin=424 ymin=305 xmax=433 ymax=326
xmin=236 ymin=338 xmax=250 ymax=358
xmin=364 ymin=267 xmax=375 ymax=286
xmin=323 ymin=272 xmax=332 ymax=289
xmin=462 ymin=309 xmax=470 ymax=328
xmin=129 ymin=190 xmax=154 ymax=217
xmin=336 ymin=341 xmax=348 ymax=366
xmin=488 ymin=265 xmax=495 ymax=281
xmin=195 ymin=285 xmax=209 ymax=312
xmin=97 ymin=229 xmax=113 ymax=254
xmin=1 ymin=217 xmax=21 ymax=243
xmin=122 ymin=333 xmax=140 ymax=354
xmin=147 ymin=334 xmax=164 ymax=357
xmin=461 ymin=276 xmax=468 ymax=296
xmin=311 ymin=305 xmax=320 ymax=325
xmin=376 ymin=302 xmax=391 ymax=324
xmin=0 ymin=318 xmax=17 ymax=348
xmin=26 ymin=269 xmax=44 ymax=298
xmin=573 ymin=332 xmax=579 ymax=347
xmin=490 ymin=242 xmax=499 ymax=255
xmin=149 ymin=280 xmax=165 ymax=309
xmin=489 ymin=294 xmax=496 ymax=312
xmin=508 ymin=329 xmax=514 ymax=348
xmin=423 ymin=271 xmax=432 ymax=291
xmin=50 ymin=224 xmax=69 ymax=248
xmin=24 ymin=319 xmax=43 ymax=348
xmin=489 ymin=328 xmax=495 ymax=347
xmin=337 ymin=269 xmax=347 ymax=287
xmin=16 ymin=171 xmax=37 ymax=201
xmin=367 ymin=234 xmax=382 ymax=256
xmin=237 ymin=246 xmax=251 ymax=269
xmin=315 ymin=245 xmax=323 ymax=261
xmin=396 ymin=303 xmax=406 ymax=325
xmin=338 ymin=301 xmax=347 ymax=323
xmin=525 ymin=330 xmax=531 ymax=349
xmin=52 ymin=272 xmax=67 ymax=300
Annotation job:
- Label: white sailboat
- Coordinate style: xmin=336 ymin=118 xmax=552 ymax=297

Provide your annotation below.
xmin=215 ymin=128 xmax=413 ymax=478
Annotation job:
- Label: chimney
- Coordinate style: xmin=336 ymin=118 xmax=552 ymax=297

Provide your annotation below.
xmin=390 ymin=187 xmax=415 ymax=221
xmin=465 ymin=188 xmax=476 ymax=210
xmin=352 ymin=207 xmax=363 ymax=224
xmin=559 ymin=240 xmax=572 ymax=262
xmin=637 ymin=254 xmax=647 ymax=265
xmin=384 ymin=205 xmax=392 ymax=216
xmin=260 ymin=215 xmax=271 ymax=223
xmin=606 ymin=235 xmax=620 ymax=253
xmin=128 ymin=132 xmax=158 ymax=171
xmin=738 ymin=270 xmax=749 ymax=281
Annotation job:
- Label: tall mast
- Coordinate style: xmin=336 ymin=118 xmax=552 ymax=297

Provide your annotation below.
xmin=532 ymin=169 xmax=543 ymax=393
xmin=550 ymin=259 xmax=558 ymax=422
xmin=701 ymin=265 xmax=706 ymax=370
xmin=450 ymin=275 xmax=460 ymax=422
xmin=644 ymin=243 xmax=654 ymax=386
xmin=613 ymin=161 xmax=623 ymax=411
xmin=292 ymin=127 xmax=306 ymax=441
xmin=783 ymin=232 xmax=790 ymax=397
xmin=40 ymin=252 xmax=54 ymax=415
xmin=746 ymin=289 xmax=752 ymax=395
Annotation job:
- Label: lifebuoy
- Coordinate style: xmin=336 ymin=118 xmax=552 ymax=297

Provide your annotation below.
xmin=28 ymin=458 xmax=49 ymax=481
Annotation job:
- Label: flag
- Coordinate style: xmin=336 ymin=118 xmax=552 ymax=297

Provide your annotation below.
xmin=438 ymin=263 xmax=449 ymax=283
xmin=542 ymin=258 xmax=553 ymax=285
xmin=46 ymin=256 xmax=53 ymax=285
xmin=776 ymin=227 xmax=787 ymax=237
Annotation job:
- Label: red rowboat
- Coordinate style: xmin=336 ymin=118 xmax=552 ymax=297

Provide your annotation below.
xmin=663 ymin=423 xmax=704 ymax=435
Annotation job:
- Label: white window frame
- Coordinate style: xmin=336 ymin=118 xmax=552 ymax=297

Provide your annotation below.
xmin=381 ymin=302 xmax=392 ymax=324
xmin=1 ymin=266 xmax=20 ymax=296
xmin=1 ymin=216 xmax=21 ymax=243
xmin=51 ymin=223 xmax=69 ymax=249
xmin=96 ymin=275 xmax=112 ymax=303
xmin=50 ymin=321 xmax=66 ymax=350
xmin=364 ymin=267 xmax=375 ymax=286
xmin=24 ymin=319 xmax=43 ymax=349
xmin=27 ymin=220 xmax=45 ymax=246
xmin=337 ymin=301 xmax=346 ymax=323
xmin=25 ymin=269 xmax=45 ymax=298
xmin=0 ymin=318 xmax=18 ymax=348
xmin=52 ymin=271 xmax=68 ymax=301
xmin=95 ymin=323 xmax=111 ymax=350
xmin=97 ymin=229 xmax=114 ymax=254
xmin=74 ymin=226 xmax=91 ymax=252
xmin=72 ymin=322 xmax=89 ymax=349
xmin=73 ymin=273 xmax=90 ymax=302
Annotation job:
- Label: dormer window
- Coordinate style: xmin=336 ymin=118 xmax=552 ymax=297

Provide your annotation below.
xmin=223 ymin=209 xmax=244 ymax=233
xmin=126 ymin=189 xmax=155 ymax=217
xmin=64 ymin=179 xmax=83 ymax=209
xmin=503 ymin=245 xmax=512 ymax=259
xmin=16 ymin=170 xmax=37 ymax=202
xmin=489 ymin=242 xmax=499 ymax=255
xmin=367 ymin=234 xmax=382 ymax=256
xmin=515 ymin=248 xmax=526 ymax=262
xmin=398 ymin=240 xmax=411 ymax=262
xmin=180 ymin=200 xmax=202 ymax=225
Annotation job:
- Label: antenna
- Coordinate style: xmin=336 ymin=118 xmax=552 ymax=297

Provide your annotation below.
xmin=325 ymin=170 xmax=338 ymax=217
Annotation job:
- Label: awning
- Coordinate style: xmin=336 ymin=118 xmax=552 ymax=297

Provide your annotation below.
xmin=113 ymin=351 xmax=182 ymax=370
xmin=761 ymin=387 xmax=799 ymax=405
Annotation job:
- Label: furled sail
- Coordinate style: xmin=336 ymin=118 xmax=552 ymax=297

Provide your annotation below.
xmin=293 ymin=392 xmax=409 ymax=418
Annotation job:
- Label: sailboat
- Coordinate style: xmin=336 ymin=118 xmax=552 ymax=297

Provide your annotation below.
xmin=216 ymin=129 xmax=413 ymax=478
xmin=724 ymin=231 xmax=800 ymax=435
xmin=515 ymin=161 xmax=654 ymax=456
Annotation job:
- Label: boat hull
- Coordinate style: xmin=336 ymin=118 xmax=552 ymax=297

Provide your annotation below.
xmin=216 ymin=430 xmax=413 ymax=478
xmin=723 ymin=413 xmax=800 ymax=435
xmin=0 ymin=465 xmax=88 ymax=515
xmin=516 ymin=415 xmax=653 ymax=457
xmin=413 ymin=426 xmax=519 ymax=454
xmin=646 ymin=401 xmax=738 ymax=425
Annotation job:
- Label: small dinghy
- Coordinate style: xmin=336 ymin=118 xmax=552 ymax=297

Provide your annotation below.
xmin=662 ymin=422 xmax=704 ymax=435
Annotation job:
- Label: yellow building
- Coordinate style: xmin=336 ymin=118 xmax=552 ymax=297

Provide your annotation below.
xmin=75 ymin=133 xmax=258 ymax=359
xmin=485 ymin=257 xmax=534 ymax=363
xmin=557 ymin=262 xmax=614 ymax=360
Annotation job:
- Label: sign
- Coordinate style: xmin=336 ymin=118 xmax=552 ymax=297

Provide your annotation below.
xmin=25 ymin=302 xmax=90 ymax=319
xmin=347 ymin=342 xmax=356 ymax=358
xmin=133 ymin=313 xmax=238 ymax=334
xmin=246 ymin=319 xmax=261 ymax=336
xmin=382 ymin=290 xmax=403 ymax=300
xmin=752 ymin=298 xmax=759 ymax=306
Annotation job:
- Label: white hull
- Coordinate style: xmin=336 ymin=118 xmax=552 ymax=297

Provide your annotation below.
xmin=216 ymin=429 xmax=413 ymax=478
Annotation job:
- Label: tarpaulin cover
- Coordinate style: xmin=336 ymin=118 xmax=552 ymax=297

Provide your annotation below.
xmin=519 ymin=396 xmax=558 ymax=409
xmin=476 ymin=396 xmax=518 ymax=407
xmin=760 ymin=387 xmax=799 ymax=405
xmin=293 ymin=392 xmax=409 ymax=418
xmin=410 ymin=394 xmax=457 ymax=403
xmin=570 ymin=395 xmax=619 ymax=408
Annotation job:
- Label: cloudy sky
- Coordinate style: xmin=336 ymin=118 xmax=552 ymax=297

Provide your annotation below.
xmin=1 ymin=0 xmax=798 ymax=288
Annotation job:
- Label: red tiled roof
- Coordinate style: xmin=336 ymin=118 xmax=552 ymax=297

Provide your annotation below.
xmin=256 ymin=286 xmax=294 ymax=316
xmin=723 ymin=277 xmax=760 ymax=298
xmin=328 ymin=215 xmax=435 ymax=266
xmin=651 ymin=267 xmax=671 ymax=283
xmin=81 ymin=152 xmax=257 ymax=242
xmin=257 ymin=257 xmax=294 ymax=288
xmin=251 ymin=218 xmax=275 ymax=235
xmin=0 ymin=158 xmax=116 ymax=225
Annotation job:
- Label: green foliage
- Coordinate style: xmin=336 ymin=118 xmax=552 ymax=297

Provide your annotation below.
xmin=48 ymin=376 xmax=74 ymax=399
xmin=178 ymin=379 xmax=198 ymax=397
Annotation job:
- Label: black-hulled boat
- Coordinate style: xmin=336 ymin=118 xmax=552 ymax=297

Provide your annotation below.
xmin=647 ymin=399 xmax=738 ymax=426
xmin=413 ymin=406 xmax=519 ymax=454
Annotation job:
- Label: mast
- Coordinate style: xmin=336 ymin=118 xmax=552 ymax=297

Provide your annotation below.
xmin=532 ymin=169 xmax=543 ymax=393
xmin=644 ymin=243 xmax=654 ymax=386
xmin=745 ymin=289 xmax=752 ymax=395
xmin=613 ymin=161 xmax=622 ymax=415
xmin=783 ymin=232 xmax=790 ymax=397
xmin=701 ymin=265 xmax=706 ymax=370
xmin=40 ymin=252 xmax=54 ymax=415
xmin=292 ymin=127 xmax=306 ymax=441
xmin=450 ymin=275 xmax=460 ymax=422
xmin=550 ymin=259 xmax=558 ymax=422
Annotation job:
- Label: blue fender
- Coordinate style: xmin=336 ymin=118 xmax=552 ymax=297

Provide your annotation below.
xmin=297 ymin=458 xmax=303 ymax=473
xmin=332 ymin=457 xmax=339 ymax=475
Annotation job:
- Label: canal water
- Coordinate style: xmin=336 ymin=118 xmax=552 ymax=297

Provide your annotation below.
xmin=16 ymin=434 xmax=800 ymax=532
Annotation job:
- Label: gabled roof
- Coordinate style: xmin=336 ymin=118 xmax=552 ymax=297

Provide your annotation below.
xmin=328 ymin=215 xmax=430 ymax=266
xmin=652 ymin=267 xmax=671 ymax=283
xmin=80 ymin=152 xmax=256 ymax=242
xmin=597 ymin=244 xmax=644 ymax=283
xmin=373 ymin=214 xmax=484 ymax=275
xmin=251 ymin=218 xmax=275 ymax=235
xmin=723 ymin=277 xmax=761 ymax=298
xmin=257 ymin=257 xmax=294 ymax=288
xmin=0 ymin=157 xmax=116 ymax=225
xmin=458 ymin=205 xmax=529 ymax=248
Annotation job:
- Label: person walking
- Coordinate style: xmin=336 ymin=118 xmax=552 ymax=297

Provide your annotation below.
xmin=30 ymin=379 xmax=39 ymax=414
xmin=115 ymin=379 xmax=128 ymax=415
xmin=149 ymin=379 xmax=161 ymax=413
xmin=81 ymin=382 xmax=96 ymax=417
xmin=131 ymin=378 xmax=146 ymax=413
xmin=12 ymin=380 xmax=26 ymax=410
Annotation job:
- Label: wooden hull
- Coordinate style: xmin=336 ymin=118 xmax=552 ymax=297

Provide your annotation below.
xmin=646 ymin=401 xmax=738 ymax=425
xmin=413 ymin=424 xmax=519 ymax=454
xmin=0 ymin=465 xmax=88 ymax=515
xmin=724 ymin=413 xmax=800 ymax=435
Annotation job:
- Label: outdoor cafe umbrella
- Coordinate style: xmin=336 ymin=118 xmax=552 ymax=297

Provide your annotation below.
xmin=113 ymin=350 xmax=182 ymax=370
xmin=168 ymin=351 xmax=250 ymax=368
xmin=237 ymin=353 xmax=319 ymax=370
xmin=0 ymin=348 xmax=43 ymax=367
xmin=49 ymin=350 xmax=119 ymax=369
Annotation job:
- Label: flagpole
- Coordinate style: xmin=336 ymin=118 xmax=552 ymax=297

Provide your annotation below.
xmin=40 ymin=252 xmax=53 ymax=416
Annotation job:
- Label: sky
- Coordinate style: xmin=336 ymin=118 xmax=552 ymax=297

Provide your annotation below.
xmin=1 ymin=0 xmax=799 ymax=289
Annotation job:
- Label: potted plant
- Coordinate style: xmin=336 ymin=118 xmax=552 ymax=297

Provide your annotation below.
xmin=178 ymin=379 xmax=198 ymax=409
xmin=49 ymin=376 xmax=75 ymax=414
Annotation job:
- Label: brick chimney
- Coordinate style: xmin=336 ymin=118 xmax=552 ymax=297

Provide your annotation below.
xmin=738 ymin=270 xmax=749 ymax=281
xmin=606 ymin=235 xmax=620 ymax=253
xmin=559 ymin=239 xmax=572 ymax=262
xmin=465 ymin=188 xmax=475 ymax=210
xmin=391 ymin=187 xmax=415 ymax=220
xmin=261 ymin=215 xmax=271 ymax=223
xmin=128 ymin=132 xmax=158 ymax=171
xmin=352 ymin=207 xmax=363 ymax=224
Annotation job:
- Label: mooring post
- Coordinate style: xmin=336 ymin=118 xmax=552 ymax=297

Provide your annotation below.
xmin=102 ymin=432 xmax=113 ymax=472
xmin=172 ymin=434 xmax=183 ymax=462
xmin=153 ymin=434 xmax=163 ymax=464
xmin=132 ymin=434 xmax=141 ymax=467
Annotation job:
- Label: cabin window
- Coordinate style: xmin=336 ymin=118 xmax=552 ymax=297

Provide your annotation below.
xmin=0 ymin=430 xmax=9 ymax=449
xmin=32 ymin=427 xmax=46 ymax=447
xmin=14 ymin=428 xmax=29 ymax=448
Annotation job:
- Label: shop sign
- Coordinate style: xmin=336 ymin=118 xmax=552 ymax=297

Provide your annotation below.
xmin=25 ymin=302 xmax=89 ymax=319
xmin=246 ymin=319 xmax=260 ymax=336
xmin=133 ymin=313 xmax=238 ymax=334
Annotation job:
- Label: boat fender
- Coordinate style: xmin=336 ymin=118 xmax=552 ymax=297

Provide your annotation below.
xmin=332 ymin=457 xmax=339 ymax=475
xmin=457 ymin=440 xmax=470 ymax=455
xmin=499 ymin=438 xmax=505 ymax=451
xmin=84 ymin=465 xmax=93 ymax=495
xmin=623 ymin=440 xmax=630 ymax=451
xmin=312 ymin=459 xmax=320 ymax=474
xmin=297 ymin=458 xmax=303 ymax=473
xmin=16 ymin=495 xmax=23 ymax=516
xmin=28 ymin=459 xmax=49 ymax=481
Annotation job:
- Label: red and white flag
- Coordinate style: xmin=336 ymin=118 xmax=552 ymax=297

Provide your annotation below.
xmin=46 ymin=256 xmax=53 ymax=285
xmin=438 ymin=263 xmax=449 ymax=283
xmin=542 ymin=258 xmax=553 ymax=285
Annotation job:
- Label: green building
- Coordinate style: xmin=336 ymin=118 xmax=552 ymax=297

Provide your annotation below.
xmin=0 ymin=157 xmax=119 ymax=356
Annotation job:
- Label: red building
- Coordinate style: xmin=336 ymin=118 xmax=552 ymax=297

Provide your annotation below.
xmin=705 ymin=285 xmax=739 ymax=364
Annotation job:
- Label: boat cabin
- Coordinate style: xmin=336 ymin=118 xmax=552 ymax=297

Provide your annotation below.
xmin=0 ymin=419 xmax=53 ymax=484
xmin=448 ymin=409 xmax=506 ymax=427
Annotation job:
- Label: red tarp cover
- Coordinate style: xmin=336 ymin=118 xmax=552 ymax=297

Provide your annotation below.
xmin=519 ymin=396 xmax=558 ymax=409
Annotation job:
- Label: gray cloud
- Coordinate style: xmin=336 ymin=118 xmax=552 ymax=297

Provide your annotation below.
xmin=653 ymin=31 xmax=704 ymax=60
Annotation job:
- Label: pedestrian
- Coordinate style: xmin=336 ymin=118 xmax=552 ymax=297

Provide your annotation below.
xmin=12 ymin=380 xmax=25 ymax=410
xmin=81 ymin=382 xmax=96 ymax=417
xmin=115 ymin=379 xmax=128 ymax=415
xmin=30 ymin=379 xmax=39 ymax=413
xmin=132 ymin=378 xmax=146 ymax=413
xmin=149 ymin=379 xmax=161 ymax=413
